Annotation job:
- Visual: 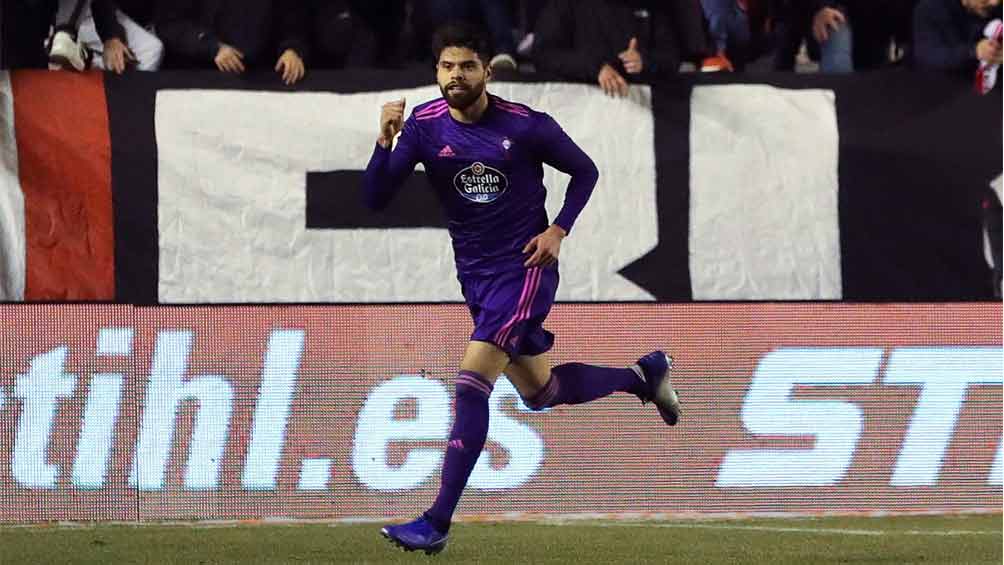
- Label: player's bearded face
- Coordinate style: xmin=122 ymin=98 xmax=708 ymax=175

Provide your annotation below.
xmin=437 ymin=48 xmax=489 ymax=110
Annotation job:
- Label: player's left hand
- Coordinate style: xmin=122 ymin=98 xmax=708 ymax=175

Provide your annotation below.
xmin=523 ymin=224 xmax=566 ymax=267
xmin=618 ymin=37 xmax=643 ymax=74
xmin=275 ymin=49 xmax=305 ymax=85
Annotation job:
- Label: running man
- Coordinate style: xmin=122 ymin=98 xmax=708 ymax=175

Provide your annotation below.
xmin=363 ymin=22 xmax=681 ymax=555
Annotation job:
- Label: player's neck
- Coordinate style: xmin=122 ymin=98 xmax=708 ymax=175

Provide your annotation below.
xmin=449 ymin=92 xmax=490 ymax=124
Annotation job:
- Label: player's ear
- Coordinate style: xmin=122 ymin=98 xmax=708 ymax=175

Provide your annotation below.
xmin=484 ymin=60 xmax=492 ymax=82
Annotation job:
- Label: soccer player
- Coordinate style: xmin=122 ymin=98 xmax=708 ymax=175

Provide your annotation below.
xmin=363 ymin=22 xmax=682 ymax=555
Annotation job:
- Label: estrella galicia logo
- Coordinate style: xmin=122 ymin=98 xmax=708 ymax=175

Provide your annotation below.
xmin=453 ymin=162 xmax=509 ymax=203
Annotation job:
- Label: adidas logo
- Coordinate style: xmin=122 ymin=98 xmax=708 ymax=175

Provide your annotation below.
xmin=438 ymin=145 xmax=456 ymax=158
xmin=448 ymin=438 xmax=464 ymax=450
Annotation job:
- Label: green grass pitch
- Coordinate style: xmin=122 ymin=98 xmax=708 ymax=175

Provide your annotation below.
xmin=2 ymin=514 xmax=1000 ymax=564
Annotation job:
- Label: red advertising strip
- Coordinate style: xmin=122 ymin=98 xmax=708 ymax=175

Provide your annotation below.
xmin=11 ymin=71 xmax=114 ymax=300
xmin=0 ymin=303 xmax=1000 ymax=523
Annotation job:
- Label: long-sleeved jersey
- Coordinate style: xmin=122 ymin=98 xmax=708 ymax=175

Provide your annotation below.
xmin=363 ymin=93 xmax=599 ymax=278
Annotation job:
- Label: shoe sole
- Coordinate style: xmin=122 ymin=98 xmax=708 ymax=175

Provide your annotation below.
xmin=380 ymin=527 xmax=447 ymax=555
xmin=653 ymin=354 xmax=681 ymax=426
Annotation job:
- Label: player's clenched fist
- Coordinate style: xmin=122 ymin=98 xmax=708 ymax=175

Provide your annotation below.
xmin=378 ymin=98 xmax=407 ymax=148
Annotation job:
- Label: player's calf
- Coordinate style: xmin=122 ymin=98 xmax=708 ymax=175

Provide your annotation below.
xmin=519 ymin=361 xmax=648 ymax=410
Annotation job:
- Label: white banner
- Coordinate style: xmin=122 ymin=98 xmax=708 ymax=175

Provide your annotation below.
xmin=0 ymin=72 xmax=25 ymax=301
xmin=155 ymin=83 xmax=659 ymax=302
xmin=689 ymin=85 xmax=842 ymax=300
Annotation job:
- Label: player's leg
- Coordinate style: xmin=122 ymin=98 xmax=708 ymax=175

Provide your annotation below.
xmin=490 ymin=266 xmax=673 ymax=417
xmin=422 ymin=340 xmax=509 ymax=532
xmin=406 ymin=269 xmax=553 ymax=541
xmin=506 ymin=348 xmax=682 ymax=425
xmin=381 ymin=338 xmax=509 ymax=553
xmin=504 ymin=349 xmax=645 ymax=407
xmin=501 ymin=349 xmax=551 ymax=397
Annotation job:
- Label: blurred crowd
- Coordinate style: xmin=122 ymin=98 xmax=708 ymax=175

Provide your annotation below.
xmin=1 ymin=0 xmax=1001 ymax=91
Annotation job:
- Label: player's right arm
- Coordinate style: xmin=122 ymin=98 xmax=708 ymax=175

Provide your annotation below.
xmin=363 ymin=98 xmax=421 ymax=211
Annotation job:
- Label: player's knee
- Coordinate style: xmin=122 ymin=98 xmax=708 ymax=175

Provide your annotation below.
xmin=519 ymin=393 xmax=548 ymax=411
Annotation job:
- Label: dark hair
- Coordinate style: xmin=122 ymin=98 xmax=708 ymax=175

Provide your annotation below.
xmin=431 ymin=22 xmax=493 ymax=66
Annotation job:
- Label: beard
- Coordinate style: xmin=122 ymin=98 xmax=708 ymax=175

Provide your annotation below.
xmin=440 ymin=80 xmax=485 ymax=110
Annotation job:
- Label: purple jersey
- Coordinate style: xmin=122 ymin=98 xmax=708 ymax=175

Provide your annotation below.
xmin=363 ymin=94 xmax=599 ymax=277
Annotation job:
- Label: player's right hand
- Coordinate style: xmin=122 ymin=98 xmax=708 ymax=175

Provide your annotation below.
xmin=378 ymin=98 xmax=406 ymax=148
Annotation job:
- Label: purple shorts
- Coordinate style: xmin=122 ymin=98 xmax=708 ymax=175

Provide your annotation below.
xmin=460 ymin=265 xmax=558 ymax=357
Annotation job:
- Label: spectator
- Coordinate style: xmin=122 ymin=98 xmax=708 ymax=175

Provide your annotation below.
xmin=672 ymin=0 xmax=717 ymax=68
xmin=521 ymin=0 xmax=548 ymax=35
xmin=985 ymin=177 xmax=1003 ymax=297
xmin=533 ymin=0 xmax=681 ymax=97
xmin=524 ymin=1 xmax=708 ymax=70
xmin=2 ymin=0 xmax=58 ymax=69
xmin=310 ymin=0 xmax=405 ymax=68
xmin=411 ymin=0 xmax=519 ymax=70
xmin=156 ymin=0 xmax=310 ymax=85
xmin=47 ymin=0 xmax=163 ymax=73
xmin=816 ymin=1 xmax=915 ymax=71
xmin=743 ymin=0 xmax=777 ymax=64
xmin=808 ymin=1 xmax=855 ymax=72
xmin=767 ymin=0 xmax=816 ymax=71
xmin=771 ymin=0 xmax=916 ymax=72
xmin=700 ymin=0 xmax=751 ymax=71
xmin=914 ymin=0 xmax=1002 ymax=72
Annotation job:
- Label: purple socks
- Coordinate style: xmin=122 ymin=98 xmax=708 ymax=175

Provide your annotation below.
xmin=424 ymin=370 xmax=493 ymax=533
xmin=424 ymin=363 xmax=643 ymax=532
xmin=524 ymin=362 xmax=645 ymax=410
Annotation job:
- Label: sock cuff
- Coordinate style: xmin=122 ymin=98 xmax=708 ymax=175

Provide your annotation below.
xmin=524 ymin=373 xmax=560 ymax=410
xmin=422 ymin=511 xmax=451 ymax=534
xmin=456 ymin=370 xmax=493 ymax=397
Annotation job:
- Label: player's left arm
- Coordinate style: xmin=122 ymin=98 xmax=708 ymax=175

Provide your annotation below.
xmin=363 ymin=103 xmax=421 ymax=211
xmin=523 ymin=114 xmax=599 ymax=267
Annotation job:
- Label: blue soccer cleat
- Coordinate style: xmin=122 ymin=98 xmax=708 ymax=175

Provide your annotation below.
xmin=380 ymin=516 xmax=449 ymax=555
xmin=635 ymin=351 xmax=682 ymax=426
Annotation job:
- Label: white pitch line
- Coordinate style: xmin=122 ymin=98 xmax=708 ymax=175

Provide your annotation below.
xmin=4 ymin=518 xmax=999 ymax=538
xmin=595 ymin=522 xmax=1001 ymax=537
